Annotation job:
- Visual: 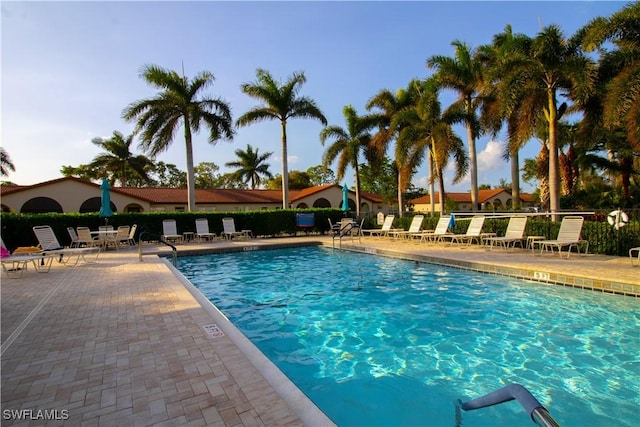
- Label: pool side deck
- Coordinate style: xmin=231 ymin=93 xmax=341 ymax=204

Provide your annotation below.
xmin=1 ymin=236 xmax=638 ymax=426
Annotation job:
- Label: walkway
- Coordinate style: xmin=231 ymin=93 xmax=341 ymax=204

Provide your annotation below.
xmin=1 ymin=237 xmax=637 ymax=426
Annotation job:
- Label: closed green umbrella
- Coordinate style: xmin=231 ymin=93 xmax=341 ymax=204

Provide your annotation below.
xmin=342 ymin=183 xmax=349 ymax=212
xmin=99 ymin=178 xmax=113 ymax=224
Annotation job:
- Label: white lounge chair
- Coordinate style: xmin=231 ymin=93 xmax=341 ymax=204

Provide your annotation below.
xmin=1 ymin=238 xmax=54 ymax=278
xmin=361 ymin=215 xmax=399 ymax=238
xmin=629 ymin=247 xmax=639 ymax=267
xmin=222 ymin=217 xmax=250 ymax=240
xmin=388 ymin=215 xmax=425 ymax=240
xmin=67 ymin=227 xmax=80 ymax=248
xmin=161 ymin=219 xmax=183 ymax=243
xmin=127 ymin=224 xmax=137 ymax=245
xmin=533 ymin=216 xmax=589 ymax=258
xmin=418 ymin=216 xmax=453 ymax=243
xmin=195 ymin=218 xmax=217 ymax=241
xmin=440 ymin=216 xmax=492 ymax=246
xmin=482 ymin=216 xmax=528 ymax=250
xmin=33 ymin=225 xmax=100 ymax=265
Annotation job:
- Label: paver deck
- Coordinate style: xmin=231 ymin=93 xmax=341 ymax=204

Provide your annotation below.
xmin=1 ymin=236 xmax=637 ymax=426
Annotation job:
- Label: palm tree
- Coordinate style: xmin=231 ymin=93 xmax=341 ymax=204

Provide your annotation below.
xmin=394 ymin=79 xmax=468 ymax=214
xmin=366 ymin=87 xmax=414 ymax=216
xmin=225 ymin=144 xmax=274 ymax=189
xmin=477 ymin=25 xmax=533 ymax=210
xmin=0 ymin=147 xmax=16 ymax=176
xmin=89 ymin=131 xmax=153 ymax=186
xmin=320 ymin=105 xmax=379 ymax=217
xmin=575 ymin=2 xmax=640 ymax=151
xmin=427 ymin=40 xmax=485 ymax=212
xmin=490 ymin=26 xmax=596 ymax=219
xmin=237 ymin=69 xmax=327 ymax=209
xmin=122 ymin=64 xmax=234 ymax=211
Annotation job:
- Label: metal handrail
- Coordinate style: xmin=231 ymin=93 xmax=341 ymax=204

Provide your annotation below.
xmin=455 ymin=383 xmax=560 ymax=427
xmin=332 ymin=221 xmax=360 ymax=248
xmin=138 ymin=231 xmax=177 ymax=267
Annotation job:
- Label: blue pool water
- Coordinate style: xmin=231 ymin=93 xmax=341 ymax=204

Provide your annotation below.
xmin=178 ymin=247 xmax=639 ymax=427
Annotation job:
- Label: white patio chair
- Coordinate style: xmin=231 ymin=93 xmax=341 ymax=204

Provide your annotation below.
xmin=195 ymin=218 xmax=217 ymax=241
xmin=533 ymin=216 xmax=589 ymax=258
xmin=161 ymin=219 xmax=183 ymax=243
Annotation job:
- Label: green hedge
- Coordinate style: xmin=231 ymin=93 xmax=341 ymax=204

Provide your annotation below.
xmin=0 ymin=209 xmax=348 ymax=250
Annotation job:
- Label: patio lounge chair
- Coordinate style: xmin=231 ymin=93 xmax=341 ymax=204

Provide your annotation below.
xmin=67 ymin=227 xmax=80 ymax=248
xmin=33 ymin=225 xmax=100 ymax=265
xmin=532 ymin=216 xmax=589 ymax=258
xmin=222 ymin=217 xmax=251 ymax=240
xmin=440 ymin=216 xmax=492 ymax=246
xmin=361 ymin=215 xmax=400 ymax=238
xmin=417 ymin=215 xmax=453 ymax=243
xmin=195 ymin=218 xmax=217 ymax=241
xmin=482 ymin=216 xmax=528 ymax=250
xmin=161 ymin=219 xmax=183 ymax=243
xmin=1 ymin=238 xmax=54 ymax=278
xmin=388 ymin=215 xmax=425 ymax=240
xmin=630 ymin=247 xmax=640 ymax=267
xmin=127 ymin=224 xmax=137 ymax=245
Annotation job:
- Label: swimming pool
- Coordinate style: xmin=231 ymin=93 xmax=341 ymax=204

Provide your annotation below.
xmin=178 ymin=246 xmax=639 ymax=427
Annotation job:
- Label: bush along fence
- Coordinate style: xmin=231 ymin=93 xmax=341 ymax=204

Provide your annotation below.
xmin=1 ymin=208 xmax=637 ymax=257
xmin=0 ymin=209 xmax=348 ymax=251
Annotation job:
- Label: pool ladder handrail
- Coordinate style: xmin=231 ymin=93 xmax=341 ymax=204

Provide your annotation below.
xmin=455 ymin=383 xmax=560 ymax=427
xmin=332 ymin=221 xmax=360 ymax=248
xmin=138 ymin=231 xmax=178 ymax=267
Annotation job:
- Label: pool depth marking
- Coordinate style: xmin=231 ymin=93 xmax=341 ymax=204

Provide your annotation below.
xmin=203 ymin=324 xmax=225 ymax=338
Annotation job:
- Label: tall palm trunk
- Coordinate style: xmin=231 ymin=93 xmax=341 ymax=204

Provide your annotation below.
xmin=547 ymin=87 xmax=560 ymax=220
xmin=281 ymin=121 xmax=289 ymax=209
xmin=428 ymin=151 xmax=435 ymax=216
xmin=354 ymin=161 xmax=361 ymax=217
xmin=184 ymin=120 xmax=196 ymax=211
xmin=537 ymin=145 xmax=550 ymax=210
xmin=465 ymin=118 xmax=478 ymax=211
xmin=396 ymin=171 xmax=402 ymax=217
xmin=510 ymin=150 xmax=520 ymax=210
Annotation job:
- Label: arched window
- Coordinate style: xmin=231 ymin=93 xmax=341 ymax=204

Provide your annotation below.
xmin=313 ymin=198 xmax=331 ymax=208
xmin=295 ymin=202 xmax=309 ymax=209
xmin=79 ymin=197 xmax=117 ymax=213
xmin=21 ymin=197 xmax=63 ymax=213
xmin=124 ymin=203 xmax=144 ymax=213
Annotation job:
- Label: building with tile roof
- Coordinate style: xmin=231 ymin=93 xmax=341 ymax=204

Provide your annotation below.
xmin=409 ymin=188 xmax=538 ymax=213
xmin=0 ymin=176 xmax=394 ymax=214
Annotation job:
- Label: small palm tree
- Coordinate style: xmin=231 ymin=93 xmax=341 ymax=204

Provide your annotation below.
xmin=366 ymin=87 xmax=415 ymax=215
xmin=0 ymin=147 xmax=16 ymax=176
xmin=225 ymin=144 xmax=274 ymax=189
xmin=320 ymin=105 xmax=379 ymax=217
xmin=427 ymin=41 xmax=485 ymax=212
xmin=89 ymin=131 xmax=153 ymax=186
xmin=237 ymin=69 xmax=327 ymax=208
xmin=123 ymin=64 xmax=234 ymax=211
xmin=394 ymin=79 xmax=468 ymax=214
xmin=493 ymin=26 xmax=596 ymax=219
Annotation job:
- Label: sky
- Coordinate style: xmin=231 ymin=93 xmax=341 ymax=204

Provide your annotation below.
xmin=1 ymin=0 xmax=628 ymax=193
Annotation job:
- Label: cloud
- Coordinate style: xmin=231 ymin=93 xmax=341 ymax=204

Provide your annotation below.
xmin=478 ymin=139 xmax=506 ymax=171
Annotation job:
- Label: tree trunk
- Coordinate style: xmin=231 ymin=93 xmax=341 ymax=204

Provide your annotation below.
xmin=281 ymin=120 xmax=289 ymax=209
xmin=354 ymin=161 xmax=361 ymax=218
xmin=184 ymin=120 xmax=196 ymax=212
xmin=466 ymin=120 xmax=478 ymax=212
xmin=428 ymin=151 xmax=435 ymax=216
xmin=510 ymin=150 xmax=520 ymax=210
xmin=537 ymin=145 xmax=550 ymax=210
xmin=547 ymin=88 xmax=560 ymax=221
